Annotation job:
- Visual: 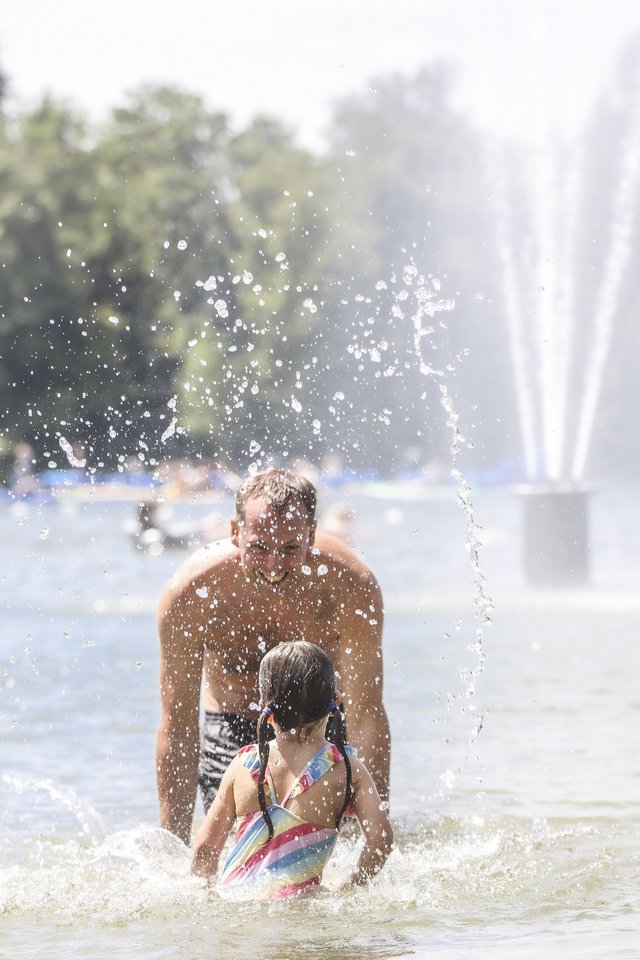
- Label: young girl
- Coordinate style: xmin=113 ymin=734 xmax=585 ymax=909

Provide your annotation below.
xmin=191 ymin=640 xmax=393 ymax=899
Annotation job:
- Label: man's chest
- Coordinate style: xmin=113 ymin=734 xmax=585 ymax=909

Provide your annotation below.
xmin=202 ymin=595 xmax=341 ymax=672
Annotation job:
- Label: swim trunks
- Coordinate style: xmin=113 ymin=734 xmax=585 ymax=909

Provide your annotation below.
xmin=199 ymin=712 xmax=257 ymax=811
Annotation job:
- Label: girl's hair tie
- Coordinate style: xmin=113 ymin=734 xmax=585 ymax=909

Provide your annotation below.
xmin=261 ymin=706 xmax=273 ymax=718
xmin=327 ymin=700 xmax=338 ymax=713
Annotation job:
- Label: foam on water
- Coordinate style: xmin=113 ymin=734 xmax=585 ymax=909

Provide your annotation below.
xmin=1 ymin=797 xmax=634 ymax=938
xmin=2 ymin=762 xmax=637 ymax=959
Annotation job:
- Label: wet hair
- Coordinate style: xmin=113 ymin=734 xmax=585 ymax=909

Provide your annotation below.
xmin=235 ymin=468 xmax=317 ymax=525
xmin=255 ymin=640 xmax=352 ymax=839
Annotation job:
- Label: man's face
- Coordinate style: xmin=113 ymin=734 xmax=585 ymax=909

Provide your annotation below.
xmin=231 ymin=496 xmax=316 ymax=592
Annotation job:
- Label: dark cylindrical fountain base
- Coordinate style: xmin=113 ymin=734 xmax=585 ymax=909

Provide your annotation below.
xmin=517 ymin=485 xmax=590 ymax=587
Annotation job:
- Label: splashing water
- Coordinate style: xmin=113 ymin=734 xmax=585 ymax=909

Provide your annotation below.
xmin=1 ymin=804 xmax=630 ymax=957
xmin=58 ymin=436 xmax=87 ymax=469
xmin=393 ymin=266 xmax=493 ymax=764
xmin=2 ymin=773 xmax=106 ymax=840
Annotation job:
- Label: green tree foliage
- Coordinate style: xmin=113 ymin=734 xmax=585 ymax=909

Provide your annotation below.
xmin=0 ymin=70 xmax=513 ymax=487
xmin=178 ymin=116 xmax=345 ymax=469
xmin=0 ymin=100 xmax=104 ymax=470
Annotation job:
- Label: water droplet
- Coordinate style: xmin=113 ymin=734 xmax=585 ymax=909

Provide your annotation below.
xmin=196 ymin=586 xmax=209 ymax=599
xmin=317 ymin=564 xmax=328 ymax=576
xmin=59 ymin=436 xmax=86 ymax=467
xmin=177 ymin=240 xmax=188 ymax=251
xmin=440 ymin=769 xmax=455 ymax=789
xmin=160 ymin=418 xmax=178 ymax=443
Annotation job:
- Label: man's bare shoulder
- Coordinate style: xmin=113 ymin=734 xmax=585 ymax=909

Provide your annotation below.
xmin=159 ymin=538 xmax=238 ymax=607
xmin=314 ymin=529 xmax=370 ymax=569
xmin=313 ymin=530 xmax=380 ymax=590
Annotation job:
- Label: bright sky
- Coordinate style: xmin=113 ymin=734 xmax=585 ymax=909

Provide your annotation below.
xmin=2 ymin=0 xmax=640 ymax=149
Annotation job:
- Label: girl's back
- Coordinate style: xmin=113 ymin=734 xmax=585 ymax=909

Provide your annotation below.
xmin=191 ymin=640 xmax=393 ymax=897
xmin=221 ymin=740 xmax=356 ymax=899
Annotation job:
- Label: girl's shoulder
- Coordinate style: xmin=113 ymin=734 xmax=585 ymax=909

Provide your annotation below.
xmin=235 ymin=742 xmax=261 ymax=778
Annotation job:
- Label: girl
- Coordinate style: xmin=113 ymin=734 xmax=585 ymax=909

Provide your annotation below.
xmin=191 ymin=640 xmax=393 ymax=899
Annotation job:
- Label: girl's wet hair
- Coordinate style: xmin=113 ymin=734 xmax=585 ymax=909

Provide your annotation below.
xmin=235 ymin=468 xmax=317 ymax=525
xmin=256 ymin=640 xmax=353 ymax=839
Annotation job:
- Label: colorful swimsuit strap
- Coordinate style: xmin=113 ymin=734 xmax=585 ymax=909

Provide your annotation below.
xmin=236 ymin=743 xmax=277 ymax=802
xmin=281 ymin=743 xmax=351 ymax=807
xmin=237 ymin=741 xmax=354 ymax=808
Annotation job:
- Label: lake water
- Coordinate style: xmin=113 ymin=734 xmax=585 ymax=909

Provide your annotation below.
xmin=1 ymin=483 xmax=639 ymax=959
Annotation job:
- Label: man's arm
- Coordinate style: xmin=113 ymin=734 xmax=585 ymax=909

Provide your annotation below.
xmin=335 ymin=566 xmax=391 ymax=803
xmin=156 ymin=583 xmax=204 ymax=845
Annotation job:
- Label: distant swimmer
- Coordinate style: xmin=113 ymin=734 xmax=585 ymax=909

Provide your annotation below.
xmin=130 ymin=499 xmax=200 ymax=553
xmin=156 ymin=468 xmax=390 ymax=845
xmin=191 ymin=640 xmax=393 ymax=897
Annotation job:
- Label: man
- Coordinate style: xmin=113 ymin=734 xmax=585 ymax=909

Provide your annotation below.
xmin=156 ymin=467 xmax=390 ymax=845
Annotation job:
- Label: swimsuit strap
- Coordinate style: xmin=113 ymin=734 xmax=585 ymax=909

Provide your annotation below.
xmin=281 ymin=743 xmax=353 ymax=807
xmin=237 ymin=743 xmax=277 ymax=802
xmin=238 ymin=741 xmax=355 ymax=808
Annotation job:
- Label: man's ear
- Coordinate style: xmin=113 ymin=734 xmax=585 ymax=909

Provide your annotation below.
xmin=230 ymin=518 xmax=240 ymax=547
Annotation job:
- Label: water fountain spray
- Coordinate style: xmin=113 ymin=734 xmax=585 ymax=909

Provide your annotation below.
xmin=491 ymin=71 xmax=640 ymax=586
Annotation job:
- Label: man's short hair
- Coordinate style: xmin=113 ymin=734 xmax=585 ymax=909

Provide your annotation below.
xmin=235 ymin=468 xmax=317 ymax=524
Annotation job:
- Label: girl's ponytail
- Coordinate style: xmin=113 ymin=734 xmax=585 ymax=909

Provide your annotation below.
xmin=331 ymin=704 xmax=353 ymax=829
xmin=257 ymin=707 xmax=275 ymax=839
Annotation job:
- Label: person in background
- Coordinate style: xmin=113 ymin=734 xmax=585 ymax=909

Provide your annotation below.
xmin=191 ymin=641 xmax=393 ymax=898
xmin=8 ymin=442 xmax=43 ymax=499
xmin=156 ymin=467 xmax=390 ymax=845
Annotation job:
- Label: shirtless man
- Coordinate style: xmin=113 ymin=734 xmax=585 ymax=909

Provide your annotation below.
xmin=156 ymin=468 xmax=390 ymax=845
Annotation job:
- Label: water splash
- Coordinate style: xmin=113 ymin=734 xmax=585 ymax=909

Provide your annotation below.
xmin=2 ymin=773 xmax=106 ymax=838
xmin=393 ymin=268 xmax=492 ymax=764
xmin=0 ymin=814 xmax=623 ymax=937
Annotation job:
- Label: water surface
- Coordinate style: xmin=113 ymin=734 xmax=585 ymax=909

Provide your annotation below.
xmin=1 ymin=487 xmax=639 ymax=958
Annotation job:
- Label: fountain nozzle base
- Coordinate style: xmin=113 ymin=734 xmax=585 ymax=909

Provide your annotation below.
xmin=516 ymin=484 xmax=591 ymax=587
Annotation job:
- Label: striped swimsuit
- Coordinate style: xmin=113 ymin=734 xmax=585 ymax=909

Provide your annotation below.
xmin=220 ymin=741 xmax=354 ymax=900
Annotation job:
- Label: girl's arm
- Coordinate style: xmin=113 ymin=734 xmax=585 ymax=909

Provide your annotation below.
xmin=344 ymin=758 xmax=393 ymax=886
xmin=191 ymin=760 xmax=238 ymax=879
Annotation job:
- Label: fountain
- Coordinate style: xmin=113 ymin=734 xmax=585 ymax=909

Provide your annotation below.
xmin=493 ymin=66 xmax=640 ymax=587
